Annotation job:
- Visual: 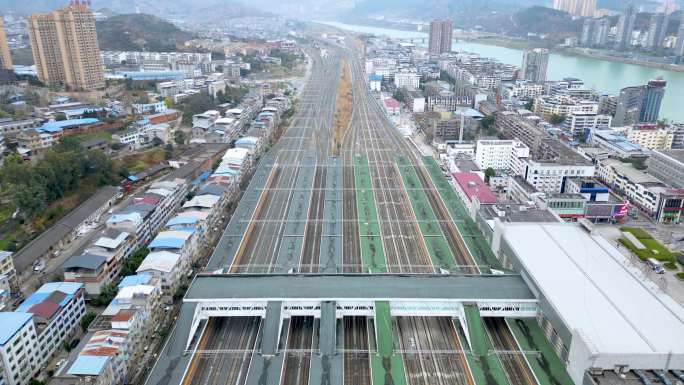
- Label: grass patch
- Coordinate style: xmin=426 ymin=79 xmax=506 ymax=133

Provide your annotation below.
xmin=664 ymin=261 xmax=679 ymax=271
xmin=619 ymin=227 xmax=679 ymax=263
xmin=676 ymin=272 xmax=684 ymax=281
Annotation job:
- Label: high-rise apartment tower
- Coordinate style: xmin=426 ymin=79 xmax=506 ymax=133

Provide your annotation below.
xmin=27 ymin=1 xmax=104 ymax=90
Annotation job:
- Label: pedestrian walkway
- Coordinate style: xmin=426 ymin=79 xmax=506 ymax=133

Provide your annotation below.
xmin=463 ymin=305 xmax=510 ymax=385
xmin=506 ymin=318 xmax=574 ymax=385
xmin=372 ymin=301 xmax=407 ymax=385
xmin=354 ymin=155 xmax=386 ymax=273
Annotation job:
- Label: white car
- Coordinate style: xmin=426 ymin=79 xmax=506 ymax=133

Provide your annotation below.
xmin=34 ymin=261 xmax=46 ymax=272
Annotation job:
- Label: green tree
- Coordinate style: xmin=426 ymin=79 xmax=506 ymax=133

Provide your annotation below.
xmin=484 ymin=167 xmax=496 ymax=184
xmin=174 ymin=130 xmax=186 ymax=146
xmin=550 ymin=114 xmax=566 ymax=125
xmin=92 ymin=283 xmax=118 ymax=307
xmin=80 ymin=312 xmax=97 ymax=332
xmin=120 ymin=247 xmax=149 ymax=276
xmin=393 ymin=88 xmax=406 ymax=103
xmin=55 ymin=112 xmax=67 ymax=121
xmin=480 ymin=116 xmax=496 ymax=135
xmin=164 ymin=143 xmax=174 ymax=160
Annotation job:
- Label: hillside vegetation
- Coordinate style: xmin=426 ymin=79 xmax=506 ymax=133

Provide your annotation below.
xmin=96 ymin=14 xmax=195 ymax=52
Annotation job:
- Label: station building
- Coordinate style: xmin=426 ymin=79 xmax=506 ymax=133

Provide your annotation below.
xmin=491 ymin=221 xmax=684 ymax=384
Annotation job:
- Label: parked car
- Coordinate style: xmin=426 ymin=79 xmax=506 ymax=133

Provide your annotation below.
xmin=646 ymin=258 xmax=665 ymax=274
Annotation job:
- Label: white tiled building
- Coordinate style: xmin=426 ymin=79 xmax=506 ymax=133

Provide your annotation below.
xmin=475 ymin=140 xmax=530 ymax=174
xmin=0 ymin=313 xmax=39 ymax=385
xmin=394 ymin=71 xmax=420 ymax=91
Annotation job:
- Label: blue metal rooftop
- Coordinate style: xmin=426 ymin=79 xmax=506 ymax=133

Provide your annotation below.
xmin=68 ymin=355 xmax=109 ymax=376
xmin=0 ymin=312 xmax=33 ymax=345
xmin=37 ymin=118 xmax=99 ymax=133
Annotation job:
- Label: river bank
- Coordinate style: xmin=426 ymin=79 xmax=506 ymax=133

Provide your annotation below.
xmin=318 ymin=20 xmax=684 ymax=123
xmin=466 ymin=35 xmax=684 ymax=73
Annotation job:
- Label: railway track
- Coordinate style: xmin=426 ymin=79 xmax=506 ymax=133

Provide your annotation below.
xmin=349 ymin=56 xmax=434 ymax=274
xmin=186 ymin=317 xmax=261 ymax=385
xmin=397 ymin=317 xmax=476 ymax=385
xmin=228 ymin=49 xmax=340 ymax=273
xmin=282 ymin=317 xmax=315 ymax=385
xmin=484 ymin=318 xmax=538 ymax=385
xmin=301 ymin=165 xmax=327 ymax=272
xmin=344 ymin=316 xmax=372 ymax=385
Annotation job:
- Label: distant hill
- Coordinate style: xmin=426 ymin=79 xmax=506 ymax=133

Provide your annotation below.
xmin=96 ymin=14 xmax=196 ymax=52
xmin=511 ymin=6 xmax=582 ymax=37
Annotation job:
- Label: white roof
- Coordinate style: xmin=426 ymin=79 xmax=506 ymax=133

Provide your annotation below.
xmin=155 ymin=230 xmax=192 ymax=241
xmin=183 ymin=195 xmax=220 ymax=209
xmin=94 ymin=232 xmax=129 ymax=250
xmin=223 ymin=148 xmax=250 ymax=160
xmin=116 ymin=284 xmax=156 ymax=300
xmin=146 ymin=188 xmax=172 ymax=197
xmin=503 ymin=223 xmax=684 ymax=356
xmin=137 ymin=251 xmax=181 ymax=273
xmin=216 ymin=117 xmax=235 ymax=125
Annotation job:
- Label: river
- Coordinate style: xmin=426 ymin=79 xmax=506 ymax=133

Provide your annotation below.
xmin=321 ymin=21 xmax=684 ymax=123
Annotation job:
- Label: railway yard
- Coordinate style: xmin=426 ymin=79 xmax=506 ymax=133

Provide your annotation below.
xmin=148 ymin=35 xmax=576 ymax=385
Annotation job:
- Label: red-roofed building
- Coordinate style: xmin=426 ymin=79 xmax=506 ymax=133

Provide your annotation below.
xmin=383 ymin=97 xmax=401 ymax=116
xmin=451 ymin=172 xmax=498 ymax=206
xmin=28 ymin=301 xmax=61 ymax=319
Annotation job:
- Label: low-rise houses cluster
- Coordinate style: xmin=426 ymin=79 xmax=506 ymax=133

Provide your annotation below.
xmin=63 ymin=179 xmax=188 ymax=296
xmin=192 ymin=92 xmax=291 ymax=144
xmin=51 ymin=143 xmax=259 ymax=385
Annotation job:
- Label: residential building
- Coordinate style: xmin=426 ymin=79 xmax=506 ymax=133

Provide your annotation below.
xmin=428 ymin=20 xmax=453 ymax=55
xmin=586 ymin=129 xmax=649 ymax=158
xmin=622 ymin=124 xmax=674 ymax=150
xmin=614 ymin=5 xmax=637 ymax=50
xmin=612 ymin=85 xmax=644 ymax=127
xmin=675 ymin=13 xmax=684 ymax=57
xmin=597 ymin=158 xmax=684 ymax=223
xmin=66 ymin=330 xmax=129 ymax=385
xmin=27 ymin=3 xmax=105 ymax=90
xmin=62 ymin=230 xmax=132 ymax=295
xmin=522 ymin=156 xmax=596 ymax=194
xmin=645 ymin=13 xmax=669 ymax=51
xmin=532 ymin=95 xmax=598 ymax=121
xmin=563 ymin=112 xmax=611 ymax=136
xmin=501 ymin=80 xmax=545 ymax=101
xmin=521 ymin=48 xmax=549 ymax=83
xmin=383 ymin=98 xmax=401 ymax=116
xmin=0 ymin=118 xmax=43 ymax=137
xmin=494 ymin=112 xmax=548 ymax=157
xmin=136 ymin=251 xmax=188 ymax=301
xmin=0 ymin=18 xmax=12 ymax=71
xmin=369 ymin=74 xmax=382 ymax=92
xmin=647 ymin=149 xmax=684 ymax=188
xmin=554 ymin=0 xmax=596 ymax=17
xmin=639 ymin=78 xmax=666 ymax=123
xmin=0 ymin=312 xmax=38 ymax=385
xmin=19 ymin=282 xmax=86 ymax=350
xmin=451 ymin=172 xmax=498 ymax=210
xmin=0 ymin=251 xmax=18 ymax=291
xmin=394 ymin=71 xmax=420 ymax=91
xmin=406 ymin=91 xmax=425 ymax=113
xmin=475 ymin=140 xmax=529 ymax=174
xmin=580 ymin=17 xmax=609 ymax=47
